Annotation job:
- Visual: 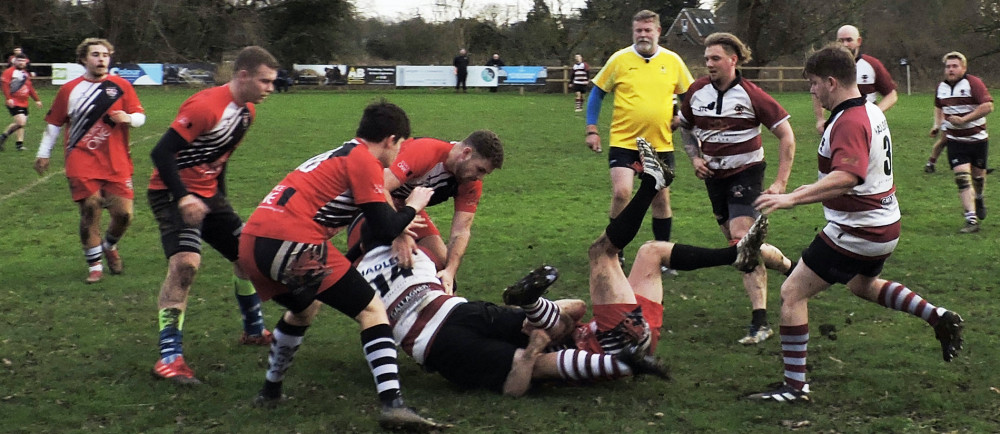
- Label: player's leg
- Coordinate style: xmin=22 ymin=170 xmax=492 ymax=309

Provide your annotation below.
xmin=74 ymin=184 xmax=105 ymax=283
xmin=971 ymin=142 xmax=988 ymax=221
xmin=12 ymin=112 xmax=27 ymax=150
xmin=948 ymin=142 xmax=980 ymax=232
xmin=925 ymin=133 xmax=946 ymax=173
xmin=650 ymin=151 xmax=676 ymax=276
xmin=502 ymin=265 xmax=562 ymax=331
xmin=148 ymin=189 xmax=205 ymax=384
xmin=200 ymin=197 xmax=270 ymax=344
xmin=846 ymin=274 xmax=964 ymax=362
xmin=101 ymin=181 xmax=135 ymax=275
xmin=729 ymin=215 xmax=772 ymax=344
xmin=312 ymin=263 xmax=438 ymax=429
xmin=0 ymin=109 xmax=23 ymax=149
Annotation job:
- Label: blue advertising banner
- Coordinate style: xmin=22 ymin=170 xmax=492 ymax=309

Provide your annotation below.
xmin=498 ymin=66 xmax=547 ymax=85
xmin=110 ymin=64 xmax=163 ymax=85
xmin=164 ymin=63 xmax=217 ymax=85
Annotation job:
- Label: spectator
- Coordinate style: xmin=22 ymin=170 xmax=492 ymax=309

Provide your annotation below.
xmin=453 ymin=48 xmax=469 ymax=92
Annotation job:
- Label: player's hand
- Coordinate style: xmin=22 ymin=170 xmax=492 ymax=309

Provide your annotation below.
xmin=5 ymin=99 xmax=12 ymax=108
xmin=815 ymin=119 xmax=825 ymax=134
xmin=108 ymin=110 xmax=131 ymax=124
xmin=763 ymin=180 xmax=788 ymax=195
xmin=403 ymin=215 xmax=427 ymax=239
xmin=178 ymin=194 xmax=210 ymax=227
xmin=33 ymin=158 xmax=49 ymax=175
xmin=946 ymin=115 xmax=964 ymax=125
xmin=436 ymin=268 xmax=456 ymax=295
xmin=34 ymin=100 xmax=42 ymax=109
xmin=404 ymin=186 xmax=434 ymax=212
xmin=691 ymin=157 xmax=714 ymax=179
xmin=586 ymin=133 xmax=602 ymax=153
xmin=391 ymin=235 xmax=417 ymax=269
xmin=929 ymin=126 xmax=940 ymax=137
xmin=754 ymin=193 xmax=796 ymax=215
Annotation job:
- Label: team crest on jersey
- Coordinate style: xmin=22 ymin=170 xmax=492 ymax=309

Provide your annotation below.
xmin=961 ymin=89 xmax=968 ymax=96
xmin=734 ymin=104 xmax=746 ymax=114
xmin=105 ymin=88 xmax=119 ymax=98
xmin=241 ymin=111 xmax=251 ymax=127
xmin=695 ymin=101 xmax=716 ymax=112
xmin=880 ymin=195 xmax=895 ymax=206
xmin=372 ymin=183 xmax=384 ymax=194
xmin=861 ymin=74 xmax=869 ymax=81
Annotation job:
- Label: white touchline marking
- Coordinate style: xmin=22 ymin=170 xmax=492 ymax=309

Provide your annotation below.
xmin=0 ymin=134 xmax=160 ymax=204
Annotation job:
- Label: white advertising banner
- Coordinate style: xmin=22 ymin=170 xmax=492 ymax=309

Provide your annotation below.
xmin=51 ymin=63 xmax=86 ymax=85
xmin=395 ymin=66 xmax=498 ymax=87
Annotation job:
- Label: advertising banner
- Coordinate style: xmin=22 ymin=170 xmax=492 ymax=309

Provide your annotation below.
xmin=498 ymin=66 xmax=547 ymax=85
xmin=347 ymin=66 xmax=396 ymax=85
xmin=293 ymin=64 xmax=347 ymax=85
xmin=164 ymin=63 xmax=217 ymax=85
xmin=395 ymin=66 xmax=498 ymax=87
xmin=51 ymin=63 xmax=85 ymax=85
xmin=110 ymin=63 xmax=163 ymax=85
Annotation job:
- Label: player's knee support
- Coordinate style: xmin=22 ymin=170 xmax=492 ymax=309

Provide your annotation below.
xmin=955 ymin=171 xmax=972 ymax=191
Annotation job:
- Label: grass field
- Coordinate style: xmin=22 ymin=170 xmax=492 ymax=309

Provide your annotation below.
xmin=0 ymin=85 xmax=998 ymax=433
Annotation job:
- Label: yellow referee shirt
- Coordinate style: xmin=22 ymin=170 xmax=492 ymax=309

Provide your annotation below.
xmin=592 ymin=46 xmax=693 ymax=152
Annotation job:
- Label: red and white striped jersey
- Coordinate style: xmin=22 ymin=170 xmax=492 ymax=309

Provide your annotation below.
xmin=679 ymin=75 xmax=790 ymax=178
xmin=817 ymin=97 xmax=900 ymax=259
xmin=936 ymin=74 xmax=993 ymax=144
xmin=856 ymin=54 xmax=896 ymax=104
xmin=356 ymin=245 xmax=466 ymax=364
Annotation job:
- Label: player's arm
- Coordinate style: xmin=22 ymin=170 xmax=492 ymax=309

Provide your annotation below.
xmin=876 ymin=89 xmax=898 ymax=112
xmin=755 ymin=170 xmax=858 ymax=214
xmin=151 ymin=128 xmax=210 ymax=226
xmin=436 ymin=210 xmax=475 ymax=290
xmin=764 ymin=120 xmax=796 ymax=194
xmin=949 ymin=101 xmax=994 ymax=125
xmin=930 ymin=107 xmax=944 ymax=137
xmin=584 ymin=86 xmax=607 ymax=153
xmin=34 ymin=123 xmax=62 ymax=175
xmin=358 ymin=186 xmax=432 ymax=246
xmin=812 ymin=94 xmax=826 ymax=134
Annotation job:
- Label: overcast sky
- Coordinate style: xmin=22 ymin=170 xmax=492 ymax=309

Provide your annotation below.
xmin=352 ymin=0 xmax=590 ymax=23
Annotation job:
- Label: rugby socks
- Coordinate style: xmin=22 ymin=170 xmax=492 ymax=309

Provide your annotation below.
xmin=261 ymin=318 xmax=308 ymax=398
xmin=15 ymin=141 xmax=23 ymax=151
xmin=84 ymin=245 xmax=102 ymax=271
xmin=751 ymin=309 xmax=768 ymax=328
xmin=158 ymin=307 xmax=185 ymax=364
xmin=523 ymin=297 xmax=561 ymax=330
xmin=265 ymin=318 xmax=307 ymax=384
xmin=666 ymin=244 xmax=737 ymax=270
xmin=780 ymin=324 xmax=809 ymax=391
xmin=361 ymin=324 xmax=403 ymax=406
xmin=555 ymin=349 xmax=630 ymax=380
xmin=575 ymin=96 xmax=583 ymax=111
xmin=101 ymin=234 xmax=120 ymax=252
xmin=606 ymin=176 xmax=657 ymax=250
xmin=652 ymin=217 xmax=672 ymax=242
xmin=876 ymin=281 xmax=945 ymax=326
xmin=233 ymin=276 xmax=266 ymax=336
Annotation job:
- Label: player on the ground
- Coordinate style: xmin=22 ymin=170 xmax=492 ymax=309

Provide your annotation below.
xmin=382 ymin=131 xmax=503 ymax=293
xmin=678 ymin=32 xmax=796 ymax=345
xmin=238 ymin=101 xmax=442 ymax=431
xmin=34 ymin=38 xmax=144 ymax=283
xmin=1 ymin=53 xmax=41 ymax=151
xmin=147 ymin=46 xmax=277 ymax=385
xmin=748 ymin=44 xmax=964 ymax=402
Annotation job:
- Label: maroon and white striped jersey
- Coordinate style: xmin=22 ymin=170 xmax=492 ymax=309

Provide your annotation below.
xmin=572 ymin=61 xmax=589 ymax=86
xmin=356 ymin=245 xmax=466 ymax=364
xmin=936 ymin=74 xmax=993 ymax=144
xmin=679 ymin=75 xmax=790 ymax=178
xmin=817 ymin=97 xmax=900 ymax=259
xmin=856 ymin=54 xmax=896 ymax=104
